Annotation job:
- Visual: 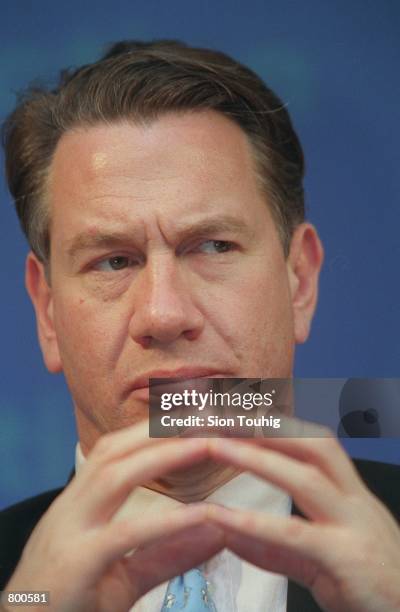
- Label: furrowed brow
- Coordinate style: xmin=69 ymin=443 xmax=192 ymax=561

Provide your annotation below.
xmin=65 ymin=215 xmax=252 ymax=263
xmin=171 ymin=215 xmax=254 ymax=243
xmin=65 ymin=230 xmax=141 ymax=264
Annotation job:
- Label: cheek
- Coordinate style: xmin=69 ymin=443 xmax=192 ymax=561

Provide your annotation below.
xmin=52 ymin=293 xmax=121 ymax=369
xmin=215 ymin=258 xmax=293 ymax=329
xmin=203 ymin=261 xmax=294 ymax=374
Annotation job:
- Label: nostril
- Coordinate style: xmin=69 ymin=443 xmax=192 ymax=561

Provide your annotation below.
xmin=184 ymin=328 xmax=202 ymax=341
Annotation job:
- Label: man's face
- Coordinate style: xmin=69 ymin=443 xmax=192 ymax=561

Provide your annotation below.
xmin=27 ymin=111 xmax=322 ymax=454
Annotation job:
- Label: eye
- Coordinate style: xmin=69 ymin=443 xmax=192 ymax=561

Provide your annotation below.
xmin=94 ymin=255 xmax=138 ymax=272
xmin=196 ymin=240 xmax=235 ymax=254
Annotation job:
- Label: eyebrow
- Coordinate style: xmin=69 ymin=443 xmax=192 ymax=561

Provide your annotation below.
xmin=66 ymin=226 xmax=143 ymax=264
xmin=65 ymin=215 xmax=254 ymax=263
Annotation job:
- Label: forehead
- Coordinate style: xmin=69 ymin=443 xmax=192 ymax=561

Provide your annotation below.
xmin=46 ymin=111 xmax=275 ymax=255
xmin=49 ymin=110 xmax=262 ymax=202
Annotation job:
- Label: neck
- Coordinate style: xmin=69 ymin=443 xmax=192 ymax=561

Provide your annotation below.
xmin=144 ymin=459 xmax=242 ymax=503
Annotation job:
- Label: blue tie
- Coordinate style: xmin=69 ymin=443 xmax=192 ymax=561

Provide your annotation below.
xmin=161 ymin=567 xmax=217 ymax=611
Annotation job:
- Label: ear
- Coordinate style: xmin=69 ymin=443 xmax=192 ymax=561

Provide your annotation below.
xmin=286 ymin=223 xmax=324 ymax=344
xmin=25 ymin=251 xmax=62 ymax=373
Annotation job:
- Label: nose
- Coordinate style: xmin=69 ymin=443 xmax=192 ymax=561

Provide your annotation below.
xmin=128 ymin=254 xmax=204 ymax=347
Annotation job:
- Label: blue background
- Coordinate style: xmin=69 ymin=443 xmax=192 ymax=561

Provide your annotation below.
xmin=1 ymin=0 xmax=399 ymax=509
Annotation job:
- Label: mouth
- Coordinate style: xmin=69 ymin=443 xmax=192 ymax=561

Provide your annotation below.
xmin=127 ymin=368 xmax=231 ymax=402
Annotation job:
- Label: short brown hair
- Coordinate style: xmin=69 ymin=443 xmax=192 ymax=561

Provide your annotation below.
xmin=2 ymin=39 xmax=305 ymax=263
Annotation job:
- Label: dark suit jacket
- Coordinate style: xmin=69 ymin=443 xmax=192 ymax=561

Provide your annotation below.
xmin=1 ymin=459 xmax=399 ymax=611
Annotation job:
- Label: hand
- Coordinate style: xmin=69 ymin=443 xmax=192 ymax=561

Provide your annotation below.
xmin=5 ymin=422 xmax=224 ymax=612
xmin=208 ymin=426 xmax=400 ymax=612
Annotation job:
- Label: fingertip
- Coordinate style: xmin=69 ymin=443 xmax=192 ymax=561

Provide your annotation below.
xmin=178 ymin=501 xmax=209 ymax=522
xmin=204 ymin=502 xmax=233 ymax=522
xmin=207 ymin=437 xmax=235 ymax=458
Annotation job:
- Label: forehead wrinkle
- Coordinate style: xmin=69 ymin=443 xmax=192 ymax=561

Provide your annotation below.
xmin=64 ymin=212 xmax=255 ymax=265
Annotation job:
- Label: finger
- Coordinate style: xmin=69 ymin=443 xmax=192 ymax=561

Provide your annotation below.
xmin=237 ymin=419 xmax=363 ymax=493
xmin=209 ymin=439 xmax=347 ymax=521
xmin=125 ymin=522 xmax=225 ymax=600
xmin=221 ymin=528 xmax=319 ymax=589
xmin=75 ymin=438 xmax=209 ymax=522
xmin=210 ymin=506 xmax=400 ymax=612
xmin=208 ymin=505 xmax=334 ymax=583
xmin=91 ymin=504 xmax=219 ymax=575
xmin=82 ymin=419 xmax=172 ymax=470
